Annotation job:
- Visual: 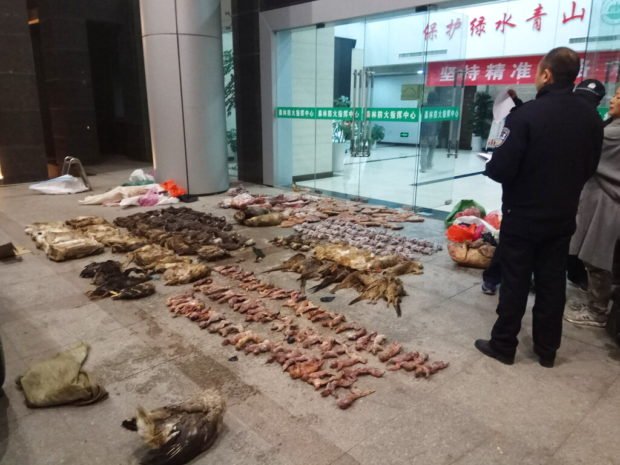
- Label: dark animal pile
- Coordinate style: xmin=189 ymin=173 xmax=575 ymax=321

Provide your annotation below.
xmin=80 ymin=260 xmax=155 ymax=300
xmin=114 ymin=207 xmax=249 ymax=256
xmin=165 ymin=265 xmax=448 ymax=410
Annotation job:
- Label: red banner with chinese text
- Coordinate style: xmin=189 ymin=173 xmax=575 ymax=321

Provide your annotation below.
xmin=427 ymin=51 xmax=619 ymax=87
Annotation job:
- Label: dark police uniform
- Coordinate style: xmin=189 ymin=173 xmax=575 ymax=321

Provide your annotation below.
xmin=484 ymin=82 xmax=603 ymax=360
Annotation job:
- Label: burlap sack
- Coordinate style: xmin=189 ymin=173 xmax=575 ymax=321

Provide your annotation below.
xmin=448 ymin=240 xmax=496 ymax=269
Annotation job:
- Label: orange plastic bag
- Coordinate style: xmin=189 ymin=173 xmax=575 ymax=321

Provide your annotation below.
xmin=445 ymin=223 xmax=478 ymax=243
xmin=483 ymin=211 xmax=502 ymax=230
xmin=160 ymin=180 xmax=187 ymax=198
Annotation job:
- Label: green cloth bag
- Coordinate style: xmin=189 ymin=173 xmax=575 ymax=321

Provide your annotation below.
xmin=444 ymin=199 xmax=487 ymax=228
xmin=17 ymin=342 xmax=108 ymax=408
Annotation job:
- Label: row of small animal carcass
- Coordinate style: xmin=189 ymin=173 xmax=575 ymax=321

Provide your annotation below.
xmin=165 ymin=264 xmax=448 ymax=410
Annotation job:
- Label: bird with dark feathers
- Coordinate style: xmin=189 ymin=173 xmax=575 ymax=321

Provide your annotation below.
xmin=122 ymin=389 xmax=226 ymax=465
xmin=252 ymin=246 xmax=265 ymax=263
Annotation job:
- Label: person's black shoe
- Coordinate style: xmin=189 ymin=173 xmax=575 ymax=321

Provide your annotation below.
xmin=533 ymin=347 xmax=555 ymax=368
xmin=474 ymin=339 xmax=515 ymax=365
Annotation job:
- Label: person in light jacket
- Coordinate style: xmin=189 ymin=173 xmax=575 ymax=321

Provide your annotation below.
xmin=565 ymin=86 xmax=620 ymax=327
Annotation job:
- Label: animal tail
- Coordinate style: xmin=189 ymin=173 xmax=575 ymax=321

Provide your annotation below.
xmin=394 ymin=301 xmax=402 ymax=317
xmin=349 ymin=295 xmax=364 ymax=306
xmin=310 ymin=277 xmax=336 ymax=293
xmin=261 ymin=265 xmax=286 ymax=274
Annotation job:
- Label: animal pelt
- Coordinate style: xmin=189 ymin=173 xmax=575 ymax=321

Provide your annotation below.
xmin=243 ymin=212 xmax=283 ymax=227
xmin=122 ymin=389 xmax=225 ymax=465
xmin=197 ymin=245 xmax=231 ymax=262
xmin=114 ymin=207 xmax=247 ymax=252
xmin=112 ymin=282 xmax=156 ymax=300
xmin=162 ymin=263 xmax=211 ymax=286
xmin=80 ymin=261 xmax=152 ymax=300
xmin=313 ymin=244 xmax=374 ymax=271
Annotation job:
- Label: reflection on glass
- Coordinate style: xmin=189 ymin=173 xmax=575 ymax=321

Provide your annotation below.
xmin=222 ymin=31 xmax=237 ymax=178
xmin=273 ymin=0 xmax=617 ymax=215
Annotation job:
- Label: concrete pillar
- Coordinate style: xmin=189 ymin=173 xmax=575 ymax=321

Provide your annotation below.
xmin=140 ymin=0 xmax=229 ymax=194
xmin=0 ymin=1 xmax=48 ymax=183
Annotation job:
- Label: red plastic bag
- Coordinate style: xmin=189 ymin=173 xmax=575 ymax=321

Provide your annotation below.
xmin=446 ymin=223 xmax=478 ymax=243
xmin=161 ymin=180 xmax=187 ymax=198
xmin=483 ymin=211 xmax=502 ymax=230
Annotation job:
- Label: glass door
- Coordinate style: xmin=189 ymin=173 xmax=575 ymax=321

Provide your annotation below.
xmin=413 ymin=8 xmax=468 ymax=212
xmin=274 ymin=7 xmax=470 ymax=211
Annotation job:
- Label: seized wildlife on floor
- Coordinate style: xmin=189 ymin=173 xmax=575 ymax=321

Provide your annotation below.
xmin=25 ymin=219 xmax=104 ymax=262
xmin=197 ymin=245 xmax=231 ymax=262
xmin=293 ymin=218 xmax=441 ymax=257
xmin=243 ymin=212 xmax=283 ymax=227
xmin=270 ymin=233 xmax=315 ymax=252
xmin=122 ymin=389 xmax=225 ymax=465
xmin=161 ymin=264 xmax=448 ymax=409
xmin=80 ymin=260 xmax=153 ymax=300
xmin=263 ymin=247 xmax=417 ymax=316
xmin=114 ymin=207 xmax=249 ymax=255
xmin=162 ymin=262 xmax=211 ymax=286
xmin=219 ymin=188 xmax=425 ymax=229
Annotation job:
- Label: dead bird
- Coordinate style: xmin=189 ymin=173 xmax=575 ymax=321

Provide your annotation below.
xmin=252 ymin=246 xmax=265 ymax=263
xmin=112 ymin=282 xmax=156 ymax=300
xmin=122 ymin=389 xmax=225 ymax=465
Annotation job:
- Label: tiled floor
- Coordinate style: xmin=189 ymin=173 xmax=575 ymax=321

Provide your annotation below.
xmin=0 ymin=164 xmax=618 ymax=465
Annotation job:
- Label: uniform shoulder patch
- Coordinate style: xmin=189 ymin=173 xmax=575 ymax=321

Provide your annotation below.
xmin=495 ymin=127 xmax=510 ymax=148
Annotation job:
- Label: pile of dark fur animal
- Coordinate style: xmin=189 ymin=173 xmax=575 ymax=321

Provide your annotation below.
xmin=80 ymin=260 xmax=155 ymax=300
xmin=114 ymin=207 xmax=249 ymax=258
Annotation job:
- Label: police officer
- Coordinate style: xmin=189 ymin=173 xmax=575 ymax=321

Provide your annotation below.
xmin=475 ymin=47 xmax=603 ymax=368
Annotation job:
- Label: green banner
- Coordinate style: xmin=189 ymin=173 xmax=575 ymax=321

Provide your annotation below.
xmin=598 ymin=107 xmax=609 ymax=119
xmin=420 ymin=106 xmax=460 ymax=122
xmin=366 ymin=108 xmax=419 ymax=122
xmin=275 ymin=107 xmax=357 ymax=120
xmin=275 ymin=106 xmax=463 ymax=122
xmin=276 ymin=107 xmax=422 ymax=122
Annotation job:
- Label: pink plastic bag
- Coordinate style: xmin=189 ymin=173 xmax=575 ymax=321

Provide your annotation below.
xmin=138 ymin=188 xmax=160 ymax=207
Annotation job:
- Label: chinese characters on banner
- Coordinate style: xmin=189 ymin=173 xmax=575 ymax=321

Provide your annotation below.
xmin=424 ymin=2 xmax=588 ymax=40
xmin=426 ymin=52 xmax=619 ymax=87
xmin=428 ymin=56 xmax=539 ymax=86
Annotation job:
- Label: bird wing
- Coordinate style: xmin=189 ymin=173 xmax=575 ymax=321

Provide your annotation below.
xmin=139 ymin=413 xmax=219 ymax=465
